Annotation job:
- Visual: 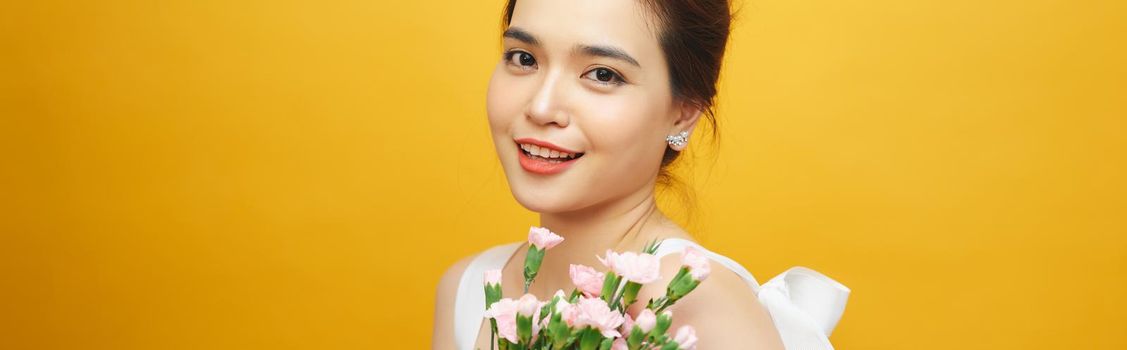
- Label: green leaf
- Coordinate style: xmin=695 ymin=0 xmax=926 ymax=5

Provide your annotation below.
xmin=642 ymin=238 xmax=662 ymax=255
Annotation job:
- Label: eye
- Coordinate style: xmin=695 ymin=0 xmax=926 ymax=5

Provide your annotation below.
xmin=504 ymin=50 xmax=537 ymax=70
xmin=582 ymin=67 xmax=626 ymax=86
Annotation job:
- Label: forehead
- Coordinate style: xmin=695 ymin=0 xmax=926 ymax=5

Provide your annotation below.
xmin=508 ymin=0 xmax=662 ymax=62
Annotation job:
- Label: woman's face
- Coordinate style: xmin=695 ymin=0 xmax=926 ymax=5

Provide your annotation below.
xmin=486 ymin=0 xmax=697 ymax=214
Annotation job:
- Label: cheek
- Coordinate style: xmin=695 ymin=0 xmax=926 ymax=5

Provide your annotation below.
xmin=579 ymin=93 xmax=667 ymax=161
xmin=486 ymin=67 xmax=518 ymax=132
xmin=571 ymin=91 xmax=669 ymax=197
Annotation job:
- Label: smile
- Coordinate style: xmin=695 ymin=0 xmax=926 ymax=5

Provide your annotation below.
xmin=514 ymin=139 xmax=584 ymax=175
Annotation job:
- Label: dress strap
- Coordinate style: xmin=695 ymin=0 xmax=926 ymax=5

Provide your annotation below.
xmin=453 ymin=242 xmax=522 ymax=350
xmin=654 ymin=238 xmax=762 ymax=292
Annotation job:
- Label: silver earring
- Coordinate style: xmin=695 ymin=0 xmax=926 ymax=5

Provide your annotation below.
xmin=666 ymin=131 xmax=689 ymax=149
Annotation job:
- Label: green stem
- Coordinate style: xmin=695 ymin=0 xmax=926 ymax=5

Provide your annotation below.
xmin=611 ymin=286 xmax=626 ymax=312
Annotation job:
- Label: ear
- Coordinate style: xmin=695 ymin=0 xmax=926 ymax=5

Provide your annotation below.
xmin=667 ymin=100 xmax=704 ymax=151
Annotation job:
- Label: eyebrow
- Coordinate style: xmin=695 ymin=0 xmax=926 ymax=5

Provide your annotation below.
xmin=503 ymin=27 xmax=540 ymax=46
xmin=503 ymin=26 xmax=641 ymax=68
xmin=576 ymin=44 xmax=640 ymax=68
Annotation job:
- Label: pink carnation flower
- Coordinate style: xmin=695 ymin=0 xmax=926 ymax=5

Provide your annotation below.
xmin=597 ymin=249 xmax=619 ymax=270
xmin=682 ymin=247 xmax=711 ymax=281
xmin=605 ymin=251 xmax=661 ymax=284
xmin=485 ymin=295 xmax=544 ymax=344
xmin=483 ymin=298 xmax=519 ymax=343
xmin=569 ymin=264 xmax=605 ymax=298
xmin=554 ymin=298 xmax=579 ymax=327
xmin=673 ymin=325 xmax=698 ymax=349
xmin=573 ymin=296 xmax=625 ymax=338
xmin=620 ymin=313 xmax=634 ymax=335
xmin=528 ymin=226 xmax=564 ymax=250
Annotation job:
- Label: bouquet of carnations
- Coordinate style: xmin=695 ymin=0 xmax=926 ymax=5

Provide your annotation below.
xmin=482 ymin=227 xmax=711 ymax=350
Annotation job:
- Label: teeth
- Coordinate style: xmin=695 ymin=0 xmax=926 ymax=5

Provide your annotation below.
xmin=518 ymin=143 xmax=581 ymax=159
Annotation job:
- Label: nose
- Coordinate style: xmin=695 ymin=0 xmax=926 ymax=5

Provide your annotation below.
xmin=526 ymin=69 xmax=570 ymax=128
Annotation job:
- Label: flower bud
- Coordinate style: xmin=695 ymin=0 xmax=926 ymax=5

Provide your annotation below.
xmin=484 ymin=269 xmax=502 ymax=286
xmin=634 ymin=308 xmax=657 ymax=333
xmin=483 ymin=269 xmax=503 ymax=311
xmin=517 ymin=293 xmax=540 ymax=317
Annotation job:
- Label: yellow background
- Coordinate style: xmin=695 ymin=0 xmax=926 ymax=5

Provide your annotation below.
xmin=2 ymin=0 xmax=1124 ymax=348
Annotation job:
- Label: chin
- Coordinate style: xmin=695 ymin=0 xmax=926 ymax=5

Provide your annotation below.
xmin=494 ymin=154 xmax=576 ymax=214
xmin=508 ymin=184 xmax=583 ymax=214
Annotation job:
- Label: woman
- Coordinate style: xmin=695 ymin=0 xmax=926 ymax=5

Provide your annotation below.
xmin=433 ymin=0 xmax=850 ymax=348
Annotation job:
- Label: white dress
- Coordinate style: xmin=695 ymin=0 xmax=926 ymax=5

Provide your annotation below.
xmin=452 ymin=238 xmax=851 ymax=349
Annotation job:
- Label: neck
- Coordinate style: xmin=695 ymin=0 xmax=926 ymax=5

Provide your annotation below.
xmin=531 ymin=185 xmax=670 ymax=292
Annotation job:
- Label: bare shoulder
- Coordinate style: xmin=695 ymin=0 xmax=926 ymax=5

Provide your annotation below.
xmin=634 ymin=252 xmax=785 ymax=350
xmin=431 ymin=252 xmax=478 ymax=350
xmin=673 ymin=255 xmax=784 ymax=349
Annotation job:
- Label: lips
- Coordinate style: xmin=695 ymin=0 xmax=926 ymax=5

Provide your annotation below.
xmin=514 ymin=138 xmax=584 ymax=175
xmin=513 ymin=138 xmax=583 ymax=155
